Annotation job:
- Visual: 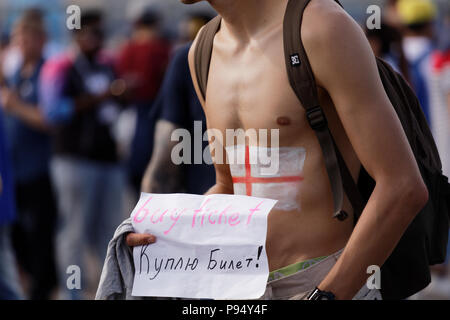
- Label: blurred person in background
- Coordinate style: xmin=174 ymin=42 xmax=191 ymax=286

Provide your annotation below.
xmin=428 ymin=5 xmax=450 ymax=179
xmin=0 ymin=30 xmax=22 ymax=84
xmin=397 ymin=0 xmax=437 ymax=123
xmin=141 ymin=13 xmax=215 ymax=195
xmin=49 ymin=10 xmax=126 ymax=299
xmin=141 ymin=43 xmax=215 ymax=195
xmin=0 ymin=33 xmax=9 ymax=86
xmin=384 ymin=0 xmax=403 ymax=29
xmin=407 ymin=4 xmax=450 ymax=299
xmin=116 ymin=8 xmax=170 ymax=200
xmin=365 ymin=22 xmax=410 ymax=81
xmin=0 ymin=46 xmax=23 ymax=301
xmin=174 ymin=12 xmax=213 ymax=50
xmin=0 ymin=9 xmax=57 ymax=300
xmin=426 ymin=30 xmax=450 ymax=299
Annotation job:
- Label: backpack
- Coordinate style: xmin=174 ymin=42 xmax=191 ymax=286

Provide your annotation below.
xmin=193 ymin=0 xmax=450 ymax=300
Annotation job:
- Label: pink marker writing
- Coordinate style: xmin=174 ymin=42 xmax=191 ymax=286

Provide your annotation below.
xmin=164 ymin=208 xmax=187 ymax=235
xmin=133 ymin=197 xmax=153 ymax=223
xmin=192 ymin=199 xmax=211 ymax=227
xmin=247 ymin=201 xmax=264 ymax=225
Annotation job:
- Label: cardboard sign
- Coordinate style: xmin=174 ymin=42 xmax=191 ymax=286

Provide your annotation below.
xmin=131 ymin=193 xmax=277 ymax=299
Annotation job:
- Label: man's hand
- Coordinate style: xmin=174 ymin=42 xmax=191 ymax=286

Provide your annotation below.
xmin=125 ymin=232 xmax=156 ymax=247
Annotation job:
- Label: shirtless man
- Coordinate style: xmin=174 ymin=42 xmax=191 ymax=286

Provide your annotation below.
xmin=126 ymin=0 xmax=428 ymax=300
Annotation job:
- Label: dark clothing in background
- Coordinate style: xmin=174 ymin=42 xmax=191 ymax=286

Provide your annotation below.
xmin=51 ymin=52 xmax=124 ymax=299
xmin=116 ymin=37 xmax=170 ymax=194
xmin=4 ymin=58 xmax=51 ymax=183
xmin=12 ymin=175 xmax=57 ymax=299
xmin=56 ymin=55 xmax=119 ymax=163
xmin=0 ymin=109 xmax=22 ymax=300
xmin=153 ymin=44 xmax=215 ymax=195
xmin=127 ymin=102 xmax=157 ymax=194
xmin=0 ymin=110 xmax=16 ymax=227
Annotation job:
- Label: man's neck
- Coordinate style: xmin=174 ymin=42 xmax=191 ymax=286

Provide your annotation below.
xmin=209 ymin=0 xmax=288 ymax=42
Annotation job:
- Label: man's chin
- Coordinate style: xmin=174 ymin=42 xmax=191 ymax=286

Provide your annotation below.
xmin=180 ymin=0 xmax=202 ymax=4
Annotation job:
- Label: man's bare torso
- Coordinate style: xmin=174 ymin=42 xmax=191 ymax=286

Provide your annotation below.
xmin=199 ymin=1 xmax=362 ymax=271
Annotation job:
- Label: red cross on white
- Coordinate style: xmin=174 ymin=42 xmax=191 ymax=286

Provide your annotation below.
xmin=231 ymin=145 xmax=304 ymax=196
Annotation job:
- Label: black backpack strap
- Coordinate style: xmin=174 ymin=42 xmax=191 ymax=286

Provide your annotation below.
xmin=283 ymin=0 xmax=364 ymax=219
xmin=194 ymin=15 xmax=222 ymax=102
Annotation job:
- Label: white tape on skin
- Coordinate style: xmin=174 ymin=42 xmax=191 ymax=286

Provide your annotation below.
xmin=226 ymin=145 xmax=306 ymax=211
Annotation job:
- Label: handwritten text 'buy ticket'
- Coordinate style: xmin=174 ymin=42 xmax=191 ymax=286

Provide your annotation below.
xmin=131 ymin=193 xmax=277 ymax=299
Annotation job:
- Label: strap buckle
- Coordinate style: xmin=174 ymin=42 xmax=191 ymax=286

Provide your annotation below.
xmin=334 ymin=210 xmax=349 ymax=221
xmin=306 ymin=106 xmax=327 ymax=131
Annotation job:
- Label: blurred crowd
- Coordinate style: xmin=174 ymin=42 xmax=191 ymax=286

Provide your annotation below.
xmin=0 ymin=0 xmax=448 ymax=300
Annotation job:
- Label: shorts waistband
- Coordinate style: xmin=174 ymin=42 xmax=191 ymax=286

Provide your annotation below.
xmin=260 ymin=248 xmax=344 ymax=299
xmin=268 ymin=255 xmax=329 ymax=282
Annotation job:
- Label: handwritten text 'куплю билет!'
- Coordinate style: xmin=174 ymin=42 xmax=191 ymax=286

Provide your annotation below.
xmin=130 ymin=193 xmax=277 ymax=299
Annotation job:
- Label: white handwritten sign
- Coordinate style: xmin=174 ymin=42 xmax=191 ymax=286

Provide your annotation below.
xmin=131 ymin=193 xmax=277 ymax=299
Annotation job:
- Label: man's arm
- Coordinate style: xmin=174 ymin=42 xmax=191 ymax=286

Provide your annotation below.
xmin=141 ymin=119 xmax=184 ymax=193
xmin=302 ymin=1 xmax=428 ymax=299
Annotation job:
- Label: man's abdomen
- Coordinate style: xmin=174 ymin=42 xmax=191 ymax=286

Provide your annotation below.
xmin=225 ymin=144 xmax=354 ymax=271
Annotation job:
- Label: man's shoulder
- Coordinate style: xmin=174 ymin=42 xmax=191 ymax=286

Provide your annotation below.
xmin=302 ymin=0 xmax=349 ymax=25
xmin=188 ymin=25 xmax=207 ymax=106
xmin=301 ymin=0 xmax=359 ymax=52
xmin=188 ymin=25 xmax=205 ymax=68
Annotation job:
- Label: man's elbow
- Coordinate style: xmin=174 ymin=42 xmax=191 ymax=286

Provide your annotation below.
xmin=395 ymin=175 xmax=429 ymax=219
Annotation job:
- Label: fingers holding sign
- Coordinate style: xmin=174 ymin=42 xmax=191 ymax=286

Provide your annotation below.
xmin=126 ymin=232 xmax=156 ymax=247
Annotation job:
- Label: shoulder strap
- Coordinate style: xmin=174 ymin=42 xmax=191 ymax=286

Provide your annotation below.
xmin=194 ymin=16 xmax=222 ymax=101
xmin=194 ymin=0 xmax=365 ymax=220
xmin=284 ymin=0 xmax=365 ymax=219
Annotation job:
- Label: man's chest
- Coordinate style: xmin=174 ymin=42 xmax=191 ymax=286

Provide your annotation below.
xmin=203 ymin=35 xmax=312 ymax=146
